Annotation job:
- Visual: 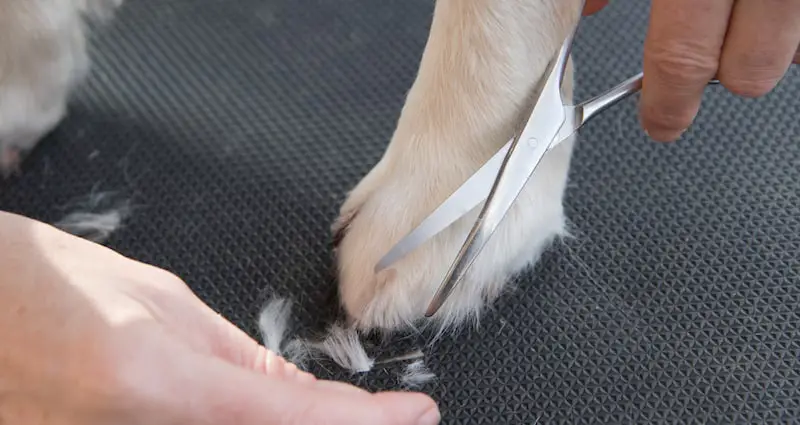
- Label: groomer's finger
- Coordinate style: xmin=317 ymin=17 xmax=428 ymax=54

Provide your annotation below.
xmin=582 ymin=0 xmax=609 ymax=16
xmin=640 ymin=0 xmax=735 ymax=142
xmin=717 ymin=0 xmax=800 ymax=98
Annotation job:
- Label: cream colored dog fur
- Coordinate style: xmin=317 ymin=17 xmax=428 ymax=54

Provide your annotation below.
xmin=0 ymin=0 xmax=584 ymax=335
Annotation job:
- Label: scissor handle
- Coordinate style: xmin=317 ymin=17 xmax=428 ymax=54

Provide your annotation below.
xmin=580 ymin=72 xmax=644 ymax=124
xmin=578 ymin=74 xmax=722 ymax=128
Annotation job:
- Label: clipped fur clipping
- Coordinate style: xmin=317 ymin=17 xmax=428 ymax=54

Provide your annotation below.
xmin=282 ymin=338 xmax=311 ymax=369
xmin=256 ymin=298 xmax=310 ymax=367
xmin=257 ymin=297 xmax=375 ymax=373
xmin=400 ymin=359 xmax=436 ymax=388
xmin=256 ymin=296 xmax=437 ymax=384
xmin=306 ymin=325 xmax=375 ymax=373
xmin=258 ymin=297 xmax=292 ymax=354
xmin=54 ymin=188 xmax=132 ymax=243
xmin=256 ymin=297 xmax=375 ymax=372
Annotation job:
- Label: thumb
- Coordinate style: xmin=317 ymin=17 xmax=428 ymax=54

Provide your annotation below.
xmin=183 ymin=350 xmax=441 ymax=425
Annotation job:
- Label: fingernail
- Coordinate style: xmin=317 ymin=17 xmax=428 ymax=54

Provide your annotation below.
xmin=643 ymin=126 xmax=684 ymax=142
xmin=417 ymin=407 xmax=441 ymax=425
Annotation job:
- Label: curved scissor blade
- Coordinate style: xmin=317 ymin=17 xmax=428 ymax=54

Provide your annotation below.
xmin=425 ymin=69 xmax=570 ymax=317
xmin=373 ymin=139 xmax=513 ymax=273
xmin=373 ymin=123 xmax=581 ymax=273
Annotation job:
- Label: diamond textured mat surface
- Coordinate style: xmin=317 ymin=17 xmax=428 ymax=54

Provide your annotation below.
xmin=1 ymin=0 xmax=799 ymax=423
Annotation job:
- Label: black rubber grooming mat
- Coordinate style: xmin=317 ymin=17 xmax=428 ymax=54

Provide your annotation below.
xmin=1 ymin=0 xmax=798 ymax=423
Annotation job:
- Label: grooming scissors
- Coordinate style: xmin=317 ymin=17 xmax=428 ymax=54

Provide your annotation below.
xmin=374 ymin=7 xmax=720 ymax=317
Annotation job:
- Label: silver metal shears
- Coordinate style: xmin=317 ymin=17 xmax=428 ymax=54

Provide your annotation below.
xmin=373 ymin=6 xmax=720 ymax=318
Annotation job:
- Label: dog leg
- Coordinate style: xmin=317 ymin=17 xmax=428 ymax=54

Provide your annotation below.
xmin=333 ymin=0 xmax=584 ymax=334
xmin=0 ymin=0 xmax=122 ymax=174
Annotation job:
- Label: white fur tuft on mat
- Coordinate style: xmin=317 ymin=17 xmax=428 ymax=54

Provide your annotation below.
xmin=54 ymin=189 xmax=132 ymax=243
xmin=257 ymin=297 xmax=375 ymax=373
xmin=400 ymin=359 xmax=436 ymax=388
xmin=282 ymin=338 xmax=311 ymax=368
xmin=256 ymin=298 xmax=311 ymax=367
xmin=258 ymin=297 xmax=292 ymax=355
xmin=257 ymin=297 xmax=437 ymax=380
xmin=306 ymin=325 xmax=375 ymax=373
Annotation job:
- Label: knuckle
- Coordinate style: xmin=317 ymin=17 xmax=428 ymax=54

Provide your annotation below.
xmin=642 ymin=102 xmax=696 ymax=134
xmin=721 ymin=75 xmax=778 ymax=98
xmin=649 ymin=42 xmax=719 ymax=83
xmin=720 ymin=51 xmax=785 ymax=98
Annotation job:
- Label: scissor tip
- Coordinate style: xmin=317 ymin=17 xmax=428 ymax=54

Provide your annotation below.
xmin=424 ymin=301 xmax=441 ymax=318
xmin=373 ymin=262 xmax=395 ymax=276
xmin=373 ymin=257 xmax=392 ymax=274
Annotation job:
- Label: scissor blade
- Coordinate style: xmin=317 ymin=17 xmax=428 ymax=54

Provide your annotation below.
xmin=374 ymin=123 xmax=581 ymax=273
xmin=373 ymin=139 xmax=513 ymax=273
xmin=425 ymin=78 xmax=569 ymax=316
